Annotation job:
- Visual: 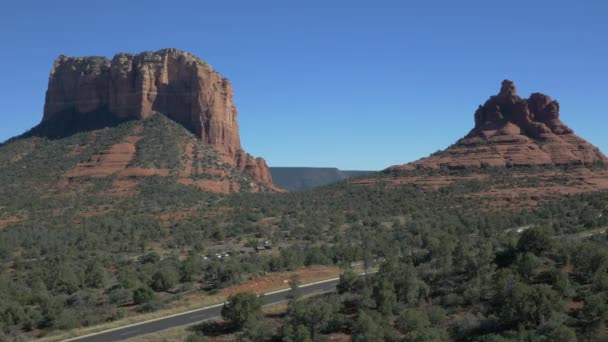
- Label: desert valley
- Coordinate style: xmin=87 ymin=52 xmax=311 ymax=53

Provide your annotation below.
xmin=1 ymin=2 xmax=607 ymax=341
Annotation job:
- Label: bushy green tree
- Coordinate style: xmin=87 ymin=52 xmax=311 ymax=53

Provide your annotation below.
xmin=133 ymin=286 xmax=155 ymax=304
xmin=287 ymin=297 xmax=338 ymax=340
xmin=352 ymin=310 xmax=386 ymax=342
xmin=84 ymin=262 xmax=107 ymax=288
xmin=336 ymin=269 xmax=363 ymax=294
xmin=372 ymin=278 xmax=397 ymax=315
xmin=150 ymin=266 xmax=179 ymax=292
xmin=580 ymin=293 xmax=608 ymax=341
xmin=517 ymin=227 xmax=552 ymax=255
xmin=281 ymin=323 xmax=312 ymax=342
xmin=221 ymin=292 xmax=262 ymax=329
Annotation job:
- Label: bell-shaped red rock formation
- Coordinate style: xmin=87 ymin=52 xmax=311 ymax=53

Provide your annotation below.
xmin=351 ymin=81 xmax=608 ymax=208
xmin=390 ymin=80 xmax=607 ymax=171
xmin=43 ymin=48 xmax=273 ymax=185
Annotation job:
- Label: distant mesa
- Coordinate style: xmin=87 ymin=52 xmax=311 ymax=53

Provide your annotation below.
xmin=41 ymin=48 xmax=274 ymax=187
xmin=388 ymin=80 xmax=607 ymax=171
xmin=269 ymin=167 xmax=373 ymax=191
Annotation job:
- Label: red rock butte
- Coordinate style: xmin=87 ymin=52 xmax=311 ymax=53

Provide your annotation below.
xmin=352 ymin=80 xmax=608 ymax=208
xmin=43 ymin=48 xmax=273 ymax=185
xmin=389 ymin=80 xmax=607 ymax=171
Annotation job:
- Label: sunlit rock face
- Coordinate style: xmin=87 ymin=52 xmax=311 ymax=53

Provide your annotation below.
xmin=389 ymin=80 xmax=607 ymax=171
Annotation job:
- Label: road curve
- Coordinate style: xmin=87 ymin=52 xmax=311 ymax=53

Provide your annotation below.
xmin=66 ymin=278 xmax=340 ymax=342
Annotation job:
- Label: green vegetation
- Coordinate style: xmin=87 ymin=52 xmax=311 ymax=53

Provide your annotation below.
xmin=221 ymin=292 xmax=263 ymax=329
xmin=1 ymin=114 xmax=608 ymax=340
xmin=271 ymin=226 xmax=608 ymax=341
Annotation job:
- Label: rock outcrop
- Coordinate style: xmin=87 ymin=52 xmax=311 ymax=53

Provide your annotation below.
xmin=352 ymin=80 xmax=608 ymax=208
xmin=43 ymin=48 xmax=273 ymax=185
xmin=389 ymin=80 xmax=607 ymax=171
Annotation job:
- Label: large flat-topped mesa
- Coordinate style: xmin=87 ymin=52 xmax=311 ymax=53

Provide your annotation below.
xmin=43 ymin=48 xmax=273 ymax=186
xmin=389 ymin=80 xmax=607 ymax=171
xmin=44 ymin=48 xmax=240 ymax=155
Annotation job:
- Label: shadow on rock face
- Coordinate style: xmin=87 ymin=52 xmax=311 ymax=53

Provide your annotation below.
xmin=3 ymin=107 xmax=132 ymax=144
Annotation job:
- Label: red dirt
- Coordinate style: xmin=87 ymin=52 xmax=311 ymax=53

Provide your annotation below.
xmin=0 ymin=217 xmax=24 ymax=230
xmin=64 ymin=125 xmax=168 ymax=180
xmin=200 ymin=168 xmax=230 ymax=177
xmin=157 ymin=209 xmax=198 ymax=225
xmin=79 ymin=210 xmax=111 ymax=218
xmin=62 ymin=126 xmax=172 ymax=197
xmin=328 ymin=333 xmax=352 ymax=341
xmin=567 ymin=301 xmax=583 ymax=313
xmin=447 ymin=310 xmax=470 ymax=324
xmin=178 ymin=178 xmax=237 ymax=193
xmin=66 ymin=138 xmax=141 ymax=178
xmin=105 ymin=179 xmax=140 ymax=197
xmin=220 ymin=267 xmax=340 ymax=296
xmin=118 ymin=168 xmax=169 ymax=177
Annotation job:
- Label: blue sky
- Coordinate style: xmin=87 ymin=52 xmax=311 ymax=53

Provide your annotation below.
xmin=1 ymin=0 xmax=607 ymax=170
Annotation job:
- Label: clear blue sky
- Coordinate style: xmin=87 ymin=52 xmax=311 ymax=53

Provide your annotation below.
xmin=1 ymin=0 xmax=607 ymax=170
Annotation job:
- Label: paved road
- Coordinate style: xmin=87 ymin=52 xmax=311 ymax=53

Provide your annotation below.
xmin=67 ymin=278 xmax=340 ymax=342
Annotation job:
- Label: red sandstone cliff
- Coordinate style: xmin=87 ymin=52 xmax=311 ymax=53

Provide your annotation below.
xmin=43 ymin=48 xmax=273 ymax=185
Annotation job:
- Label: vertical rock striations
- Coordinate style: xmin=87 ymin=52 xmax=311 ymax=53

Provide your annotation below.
xmin=43 ymin=48 xmax=272 ymax=185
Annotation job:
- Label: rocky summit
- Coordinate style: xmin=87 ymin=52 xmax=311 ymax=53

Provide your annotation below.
xmin=389 ymin=80 xmax=607 ymax=171
xmin=354 ymin=81 xmax=608 ymax=208
xmin=41 ymin=48 xmax=274 ymax=188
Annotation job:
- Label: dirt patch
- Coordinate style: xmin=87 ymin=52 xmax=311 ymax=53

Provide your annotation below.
xmin=178 ymin=179 xmax=236 ymax=193
xmin=561 ymin=264 xmax=573 ymax=273
xmin=66 ymin=137 xmax=141 ymax=178
xmin=79 ymin=210 xmax=111 ymax=218
xmin=220 ymin=267 xmax=340 ymax=296
xmin=118 ymin=168 xmax=169 ymax=177
xmin=328 ymin=333 xmax=352 ymax=341
xmin=63 ymin=125 xmax=171 ymax=197
xmin=567 ymin=301 xmax=583 ymax=313
xmin=65 ymin=125 xmax=168 ymax=180
xmin=157 ymin=209 xmax=199 ymax=225
xmin=105 ymin=179 xmax=140 ymax=197
xmin=0 ymin=216 xmax=24 ymax=229
xmin=200 ymin=168 xmax=230 ymax=177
